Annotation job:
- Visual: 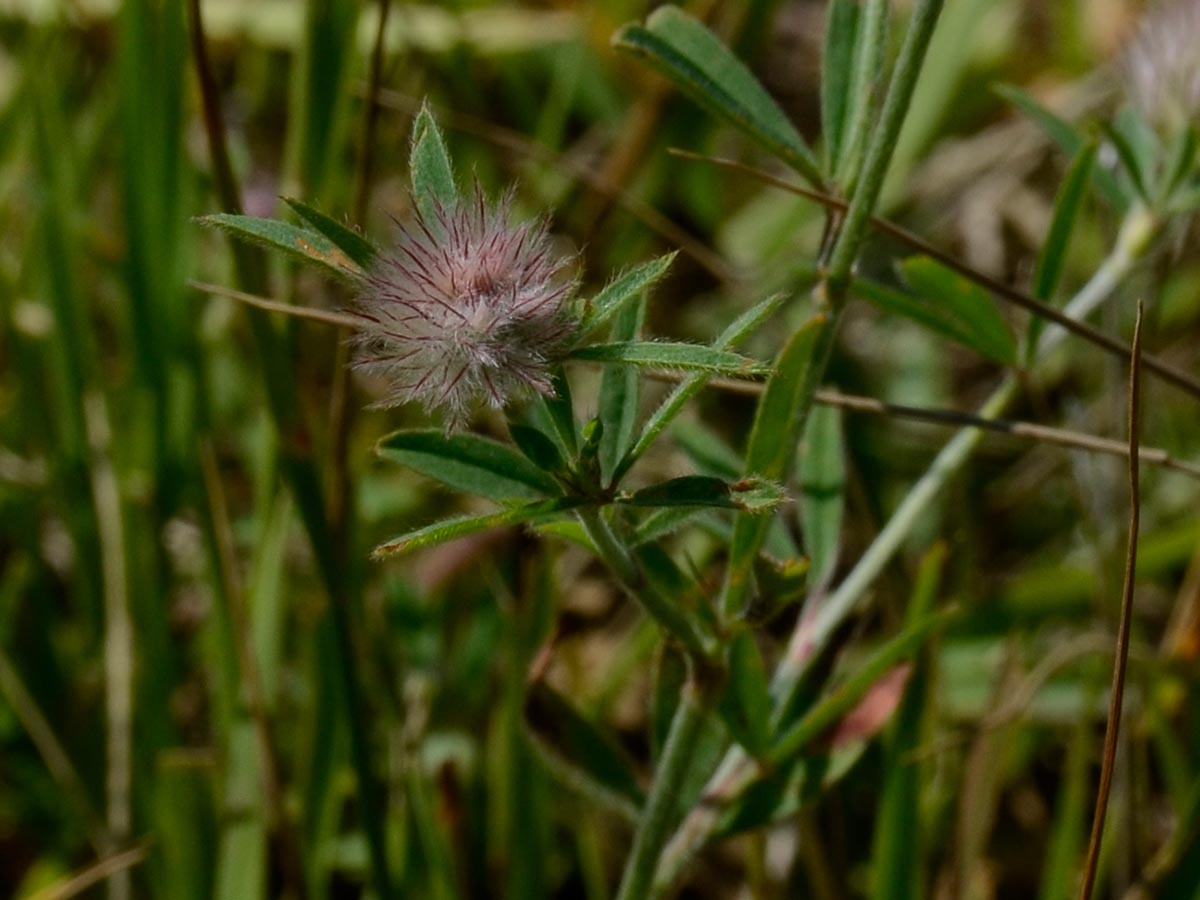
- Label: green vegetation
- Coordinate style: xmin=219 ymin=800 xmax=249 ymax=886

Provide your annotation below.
xmin=3 ymin=2 xmax=1200 ymax=899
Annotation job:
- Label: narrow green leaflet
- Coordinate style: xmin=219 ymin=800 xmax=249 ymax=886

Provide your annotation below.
xmin=1028 ymin=141 xmax=1096 ymax=350
xmin=616 ymin=292 xmax=786 ymax=483
xmin=718 ymin=630 xmax=772 ymax=756
xmin=820 ymin=0 xmax=859 ymax=173
xmin=283 ymin=198 xmax=379 ymax=269
xmin=720 ymin=315 xmax=827 ymax=617
xmin=622 ymin=475 xmax=785 ymax=513
xmin=410 ymin=102 xmax=457 ymax=221
xmin=599 ymin=298 xmax=644 ymax=486
xmin=898 ymin=256 xmax=1016 ymax=365
xmin=372 ymin=498 xmax=579 ymax=558
xmin=581 ymin=252 xmax=675 ymax=336
xmin=800 ymin=406 xmax=844 ymax=589
xmin=570 ymin=341 xmax=770 ymax=376
xmin=523 ymin=680 xmax=645 ymax=820
xmin=197 ymin=214 xmax=363 ymax=281
xmin=377 ymin=429 xmax=562 ymax=501
xmin=837 ymin=0 xmax=889 ymax=188
xmin=532 ymin=366 xmax=578 ymax=458
xmin=613 ymin=5 xmax=822 ymax=186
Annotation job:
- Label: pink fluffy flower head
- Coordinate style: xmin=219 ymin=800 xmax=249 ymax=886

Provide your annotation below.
xmin=350 ymin=188 xmax=578 ymax=426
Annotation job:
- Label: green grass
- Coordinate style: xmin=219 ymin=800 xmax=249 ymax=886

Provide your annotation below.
xmin=3 ymin=2 xmax=1200 ymax=899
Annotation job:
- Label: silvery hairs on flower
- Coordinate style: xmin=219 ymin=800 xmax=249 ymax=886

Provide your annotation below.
xmin=1124 ymin=0 xmax=1200 ymax=136
xmin=349 ymin=186 xmax=578 ymax=427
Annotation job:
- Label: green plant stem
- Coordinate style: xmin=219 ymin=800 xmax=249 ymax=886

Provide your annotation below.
xmin=651 ymin=208 xmax=1154 ymax=894
xmin=824 ymin=0 xmax=947 ymax=296
xmin=615 ymin=677 xmax=710 ymax=900
xmin=576 ymin=507 xmax=717 ymax=661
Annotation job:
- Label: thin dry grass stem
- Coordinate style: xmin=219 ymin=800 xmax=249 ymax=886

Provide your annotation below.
xmin=25 ymin=842 xmax=150 ymax=900
xmin=671 ymin=150 xmax=1200 ymax=403
xmin=198 ymin=442 xmax=307 ymax=900
xmin=1077 ymin=300 xmax=1144 ymax=900
xmin=369 ymin=89 xmax=738 ymax=283
xmin=190 ymin=279 xmax=363 ymax=329
xmin=639 ymin=371 xmax=1200 ymax=481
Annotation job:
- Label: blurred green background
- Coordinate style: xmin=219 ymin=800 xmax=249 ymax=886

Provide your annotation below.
xmin=3 ymin=1 xmax=1200 ymax=898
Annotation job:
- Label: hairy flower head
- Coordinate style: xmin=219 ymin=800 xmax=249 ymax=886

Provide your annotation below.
xmin=1123 ymin=0 xmax=1200 ymax=136
xmin=350 ymin=188 xmax=578 ymax=425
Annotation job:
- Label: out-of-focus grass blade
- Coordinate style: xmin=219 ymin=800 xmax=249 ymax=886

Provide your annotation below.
xmin=1028 ymin=141 xmax=1096 ymax=350
xmin=1036 ymin=715 xmax=1092 ymax=900
xmin=622 ymin=475 xmax=785 ymax=513
xmin=820 ymin=0 xmax=859 ymax=174
xmin=599 ymin=297 xmax=643 ymax=486
xmin=197 ymin=214 xmax=364 ymax=282
xmin=720 ymin=315 xmax=827 ymax=616
xmin=898 ymin=256 xmax=1017 ymax=365
xmin=613 ymin=5 xmax=823 ymax=186
xmin=372 ymin=498 xmax=580 ymax=558
xmin=718 ymin=630 xmax=772 ymax=756
xmin=580 ymin=252 xmax=675 ymax=337
xmin=377 ymin=429 xmax=562 ymax=501
xmin=214 ymin=720 xmax=267 ymax=900
xmin=283 ymin=198 xmax=379 ymax=268
xmin=837 ymin=0 xmax=889 ymax=189
xmin=616 ymin=292 xmax=786 ymax=483
xmin=869 ymin=543 xmax=945 ymax=900
xmin=800 ymin=405 xmax=844 ymax=589
xmin=410 ymin=102 xmax=458 ymax=220
xmin=286 ymin=0 xmax=358 ymax=204
xmin=994 ymin=83 xmax=1126 ymax=209
xmin=569 ymin=341 xmax=770 ymax=376
xmin=523 ymin=680 xmax=645 ymax=819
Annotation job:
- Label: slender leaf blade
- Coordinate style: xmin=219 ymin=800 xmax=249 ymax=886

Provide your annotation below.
xmin=410 ymin=102 xmax=457 ymax=220
xmin=581 ymin=253 xmax=676 ymax=336
xmin=283 ymin=197 xmax=379 ymax=268
xmin=898 ymin=256 xmax=1017 ymax=365
xmin=570 ymin=341 xmax=770 ymax=376
xmin=377 ymin=429 xmax=562 ymax=501
xmin=599 ymin=298 xmax=644 ymax=486
xmin=197 ymin=213 xmax=363 ymax=281
xmin=372 ymin=498 xmax=578 ymax=558
xmin=613 ymin=6 xmax=822 ymax=185
xmin=623 ymin=475 xmax=785 ymax=513
xmin=821 ymin=0 xmax=859 ymax=173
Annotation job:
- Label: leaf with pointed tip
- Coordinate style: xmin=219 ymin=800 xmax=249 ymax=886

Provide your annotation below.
xmin=623 ymin=475 xmax=785 ymax=513
xmin=599 ymin=298 xmax=644 ymax=486
xmin=377 ymin=429 xmax=562 ymax=501
xmin=283 ymin=198 xmax=379 ymax=268
xmin=197 ymin=214 xmax=363 ymax=281
xmin=1028 ymin=141 xmax=1096 ymax=349
xmin=410 ymin=102 xmax=457 ymax=221
xmin=372 ymin=498 xmax=580 ymax=558
xmin=617 ymin=292 xmax=786 ymax=483
xmin=581 ymin=253 xmax=676 ymax=336
xmin=614 ymin=6 xmax=822 ymax=186
xmin=721 ymin=315 xmax=828 ymax=615
xmin=570 ymin=341 xmax=770 ymax=376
